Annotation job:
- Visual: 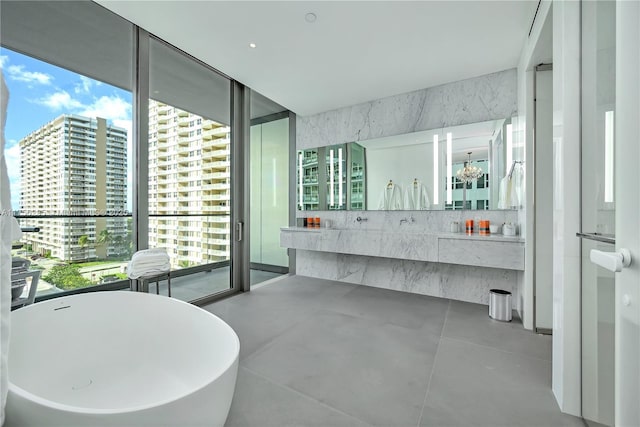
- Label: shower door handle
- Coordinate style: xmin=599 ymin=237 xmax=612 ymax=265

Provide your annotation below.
xmin=590 ymin=248 xmax=632 ymax=272
xmin=236 ymin=221 xmax=244 ymax=242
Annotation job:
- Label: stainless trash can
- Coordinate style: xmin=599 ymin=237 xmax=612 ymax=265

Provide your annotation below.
xmin=489 ymin=289 xmax=512 ymax=322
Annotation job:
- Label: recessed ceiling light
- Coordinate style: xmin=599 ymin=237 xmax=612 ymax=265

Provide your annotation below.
xmin=249 ymin=43 xmax=256 ymax=48
xmin=305 ymin=12 xmax=317 ymax=23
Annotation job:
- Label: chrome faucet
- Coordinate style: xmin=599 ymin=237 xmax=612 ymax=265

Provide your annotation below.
xmin=400 ymin=215 xmax=415 ymax=225
xmin=356 ymin=216 xmax=368 ymax=222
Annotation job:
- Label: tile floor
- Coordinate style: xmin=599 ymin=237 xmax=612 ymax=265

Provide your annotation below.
xmin=205 ymin=275 xmax=585 ymax=427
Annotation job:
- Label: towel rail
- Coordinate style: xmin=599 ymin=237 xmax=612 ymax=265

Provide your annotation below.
xmin=508 ymin=160 xmax=524 ymax=179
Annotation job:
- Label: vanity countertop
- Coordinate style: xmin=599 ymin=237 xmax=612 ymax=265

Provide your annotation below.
xmin=281 ymin=227 xmax=524 ymax=243
xmin=281 ymin=226 xmax=524 ymax=270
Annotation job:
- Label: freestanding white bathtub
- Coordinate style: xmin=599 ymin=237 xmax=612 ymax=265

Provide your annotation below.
xmin=6 ymin=291 xmax=239 ymax=426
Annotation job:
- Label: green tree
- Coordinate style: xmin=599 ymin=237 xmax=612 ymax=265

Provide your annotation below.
xmin=112 ymin=234 xmax=124 ymax=257
xmin=97 ymin=229 xmax=111 ymax=246
xmin=78 ymin=235 xmax=90 ymax=248
xmin=43 ymin=265 xmax=92 ymax=290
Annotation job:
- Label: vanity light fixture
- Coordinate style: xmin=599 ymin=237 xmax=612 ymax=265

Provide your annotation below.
xmin=446 ymin=132 xmax=452 ymax=204
xmin=506 ymin=123 xmax=513 ymax=172
xmin=298 ymin=152 xmax=303 ymax=208
xmin=249 ymin=43 xmax=257 ymax=48
xmin=604 ymin=110 xmax=614 ymax=203
xmin=338 ymin=148 xmax=343 ymax=207
xmin=329 ymin=149 xmax=335 ymax=207
xmin=433 ymin=134 xmax=439 ymax=205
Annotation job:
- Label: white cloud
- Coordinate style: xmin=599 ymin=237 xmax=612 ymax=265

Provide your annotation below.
xmin=35 ymin=90 xmax=84 ymax=110
xmin=35 ymin=91 xmax=132 ymax=126
xmin=74 ymin=76 xmax=93 ymax=94
xmin=6 ymin=64 xmax=52 ymax=85
xmin=80 ymin=95 xmax=131 ymax=122
xmin=0 ymin=55 xmax=8 ymax=68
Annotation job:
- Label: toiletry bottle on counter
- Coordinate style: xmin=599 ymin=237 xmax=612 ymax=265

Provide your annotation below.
xmin=314 ymin=217 xmax=320 ymax=228
xmin=465 ymin=220 xmax=474 ymax=235
xmin=450 ymin=221 xmax=459 ymax=233
xmin=503 ymin=222 xmax=516 ymax=236
xmin=479 ymin=220 xmax=490 ymax=235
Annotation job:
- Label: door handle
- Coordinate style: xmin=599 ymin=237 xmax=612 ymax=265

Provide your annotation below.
xmin=590 ymin=248 xmax=632 ymax=272
xmin=236 ymin=221 xmax=244 ymax=242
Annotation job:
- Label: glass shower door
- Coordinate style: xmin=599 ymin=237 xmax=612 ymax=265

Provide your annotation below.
xmin=580 ymin=1 xmax=616 ymax=425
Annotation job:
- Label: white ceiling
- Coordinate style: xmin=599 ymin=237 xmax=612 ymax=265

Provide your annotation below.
xmin=96 ymin=1 xmax=538 ymax=117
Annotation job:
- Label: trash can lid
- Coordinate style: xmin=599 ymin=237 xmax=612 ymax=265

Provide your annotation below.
xmin=489 ymin=289 xmax=511 ymax=295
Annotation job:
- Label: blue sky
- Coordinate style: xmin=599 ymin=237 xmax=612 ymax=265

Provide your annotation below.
xmin=1 ymin=47 xmax=133 ymax=211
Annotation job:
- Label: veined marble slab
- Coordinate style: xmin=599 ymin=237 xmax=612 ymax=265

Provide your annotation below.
xmin=297 ymin=69 xmax=517 ymax=150
xmin=281 ymin=227 xmax=524 ymax=270
xmin=295 ymin=251 xmax=518 ymax=308
xmin=281 ymin=227 xmax=438 ymax=262
xmin=438 ymin=238 xmax=525 ymax=270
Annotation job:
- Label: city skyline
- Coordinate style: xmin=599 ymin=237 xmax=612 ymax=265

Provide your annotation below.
xmin=19 ymin=114 xmax=128 ymax=261
xmin=1 ymin=47 xmax=133 ymax=211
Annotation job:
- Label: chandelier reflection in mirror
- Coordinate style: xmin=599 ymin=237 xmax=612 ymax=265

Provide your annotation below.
xmin=456 ymin=152 xmax=483 ymax=184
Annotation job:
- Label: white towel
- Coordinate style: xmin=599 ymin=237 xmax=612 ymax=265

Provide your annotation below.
xmin=128 ymin=248 xmax=171 ymax=279
xmin=404 ymin=181 xmax=430 ymax=210
xmin=378 ymin=183 xmax=404 ymax=210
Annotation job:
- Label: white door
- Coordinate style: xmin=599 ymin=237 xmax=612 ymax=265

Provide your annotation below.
xmin=615 ymin=2 xmax=640 ymax=425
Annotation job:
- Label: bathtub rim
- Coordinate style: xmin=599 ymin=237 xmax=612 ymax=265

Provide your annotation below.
xmin=8 ymin=291 xmax=240 ymax=415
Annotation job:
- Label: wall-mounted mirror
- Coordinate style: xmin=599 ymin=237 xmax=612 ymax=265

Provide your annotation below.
xmin=297 ymin=117 xmax=520 ymax=211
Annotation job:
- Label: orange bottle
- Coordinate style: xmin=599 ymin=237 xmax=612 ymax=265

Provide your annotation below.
xmin=479 ymin=220 xmax=490 ymax=235
xmin=465 ymin=220 xmax=474 ymax=235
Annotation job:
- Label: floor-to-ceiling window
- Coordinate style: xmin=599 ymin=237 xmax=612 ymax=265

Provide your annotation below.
xmin=1 ymin=1 xmax=134 ymax=298
xmin=2 ymin=1 xmax=292 ymax=304
xmin=147 ymin=37 xmax=233 ymax=301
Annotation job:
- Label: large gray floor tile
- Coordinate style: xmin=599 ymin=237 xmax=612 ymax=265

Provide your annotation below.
xmin=420 ymin=389 xmax=584 ymax=427
xmin=443 ymin=300 xmax=552 ymax=361
xmin=329 ymin=285 xmax=449 ymax=334
xmin=239 ymin=275 xmax=358 ymax=309
xmin=428 ymin=338 xmax=552 ymax=392
xmin=225 ymin=367 xmax=369 ymax=427
xmin=244 ymin=310 xmax=438 ymax=427
xmin=419 ymin=338 xmax=579 ymax=427
xmin=205 ymin=295 xmax=312 ymax=361
xmin=205 ymin=276 xmax=353 ymax=360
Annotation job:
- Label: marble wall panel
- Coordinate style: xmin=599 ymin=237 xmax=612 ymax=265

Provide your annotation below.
xmin=297 ymin=69 xmax=517 ymax=150
xmin=295 ymin=250 xmax=517 ymax=307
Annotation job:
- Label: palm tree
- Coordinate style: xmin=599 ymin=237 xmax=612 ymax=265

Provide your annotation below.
xmin=96 ymin=229 xmax=111 ymax=246
xmin=112 ymin=234 xmax=124 ymax=256
xmin=78 ymin=235 xmax=90 ymax=248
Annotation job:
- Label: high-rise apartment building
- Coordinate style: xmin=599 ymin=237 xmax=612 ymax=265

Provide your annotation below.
xmin=19 ymin=114 xmax=128 ymax=261
xmin=147 ymin=100 xmax=231 ymax=268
